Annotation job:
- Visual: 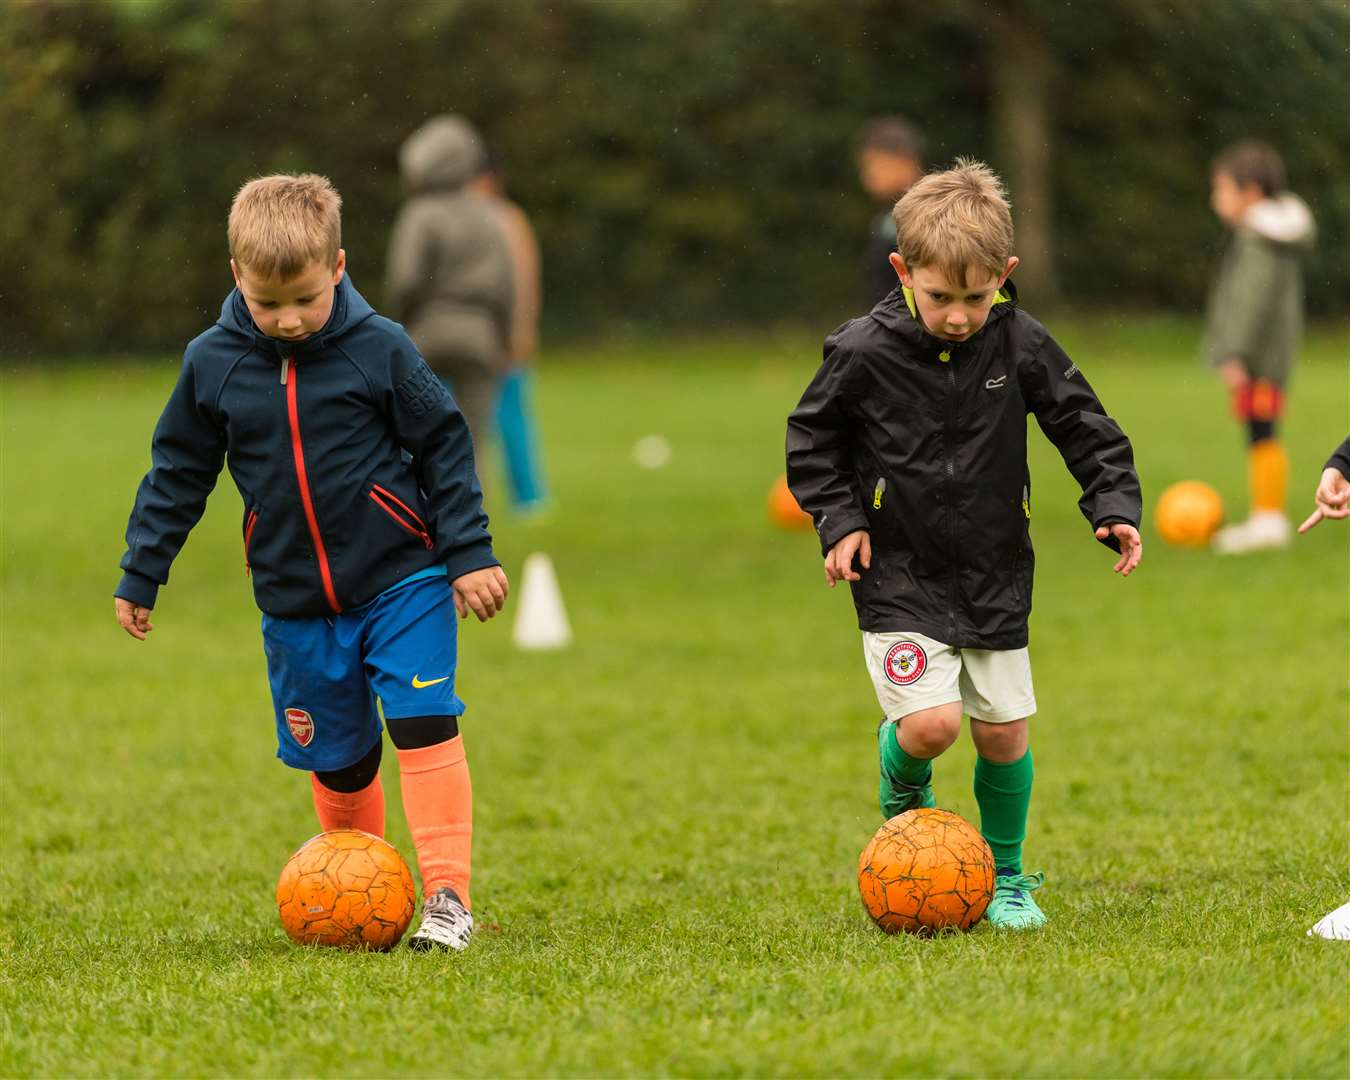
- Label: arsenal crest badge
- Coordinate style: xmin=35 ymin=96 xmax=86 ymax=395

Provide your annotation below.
xmin=285 ymin=707 xmax=315 ymax=747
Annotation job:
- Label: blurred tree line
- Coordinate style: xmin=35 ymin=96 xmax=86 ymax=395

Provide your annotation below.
xmin=3 ymin=0 xmax=1347 ymax=356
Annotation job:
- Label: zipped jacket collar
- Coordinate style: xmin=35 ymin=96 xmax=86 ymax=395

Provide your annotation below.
xmin=866 ymin=278 xmax=1019 ymax=359
xmin=217 ymin=273 xmax=377 ymax=359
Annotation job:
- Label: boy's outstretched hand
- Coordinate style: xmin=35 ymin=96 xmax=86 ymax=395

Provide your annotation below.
xmin=824 ymin=529 xmax=871 ymax=587
xmin=1297 ymin=467 xmax=1350 ymax=533
xmin=115 ymin=598 xmax=154 ymax=640
xmin=1095 ymin=523 xmax=1142 ymax=576
xmin=452 ymin=565 xmax=509 ymax=621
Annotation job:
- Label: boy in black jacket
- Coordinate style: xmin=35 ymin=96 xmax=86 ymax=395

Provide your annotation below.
xmin=115 ymin=174 xmax=507 ymax=951
xmin=786 ymin=160 xmax=1142 ymax=930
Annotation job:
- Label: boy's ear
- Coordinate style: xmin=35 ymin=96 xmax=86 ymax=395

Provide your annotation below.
xmin=998 ymin=256 xmax=1020 ymax=287
xmin=889 ymin=252 xmax=912 ymax=287
xmin=230 ymin=258 xmax=241 ymax=287
xmin=332 ymin=249 xmax=346 ymax=284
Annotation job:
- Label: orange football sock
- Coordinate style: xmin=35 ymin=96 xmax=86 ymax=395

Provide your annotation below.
xmin=1249 ymin=439 xmax=1288 ymax=513
xmin=396 ymin=735 xmax=473 ymax=909
xmin=309 ymin=772 xmax=386 ymax=837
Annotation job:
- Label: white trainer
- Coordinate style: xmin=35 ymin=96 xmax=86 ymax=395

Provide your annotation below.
xmin=1212 ymin=511 xmax=1292 ymax=555
xmin=406 ymin=886 xmax=474 ymax=952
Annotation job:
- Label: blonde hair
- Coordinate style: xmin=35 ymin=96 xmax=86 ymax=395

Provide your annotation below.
xmin=892 ymin=158 xmax=1013 ymax=286
xmin=228 ymin=173 xmax=342 ymax=279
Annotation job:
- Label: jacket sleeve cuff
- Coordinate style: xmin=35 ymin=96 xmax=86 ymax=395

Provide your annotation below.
xmin=443 ymin=540 xmax=500 ymax=582
xmin=114 ymin=571 xmax=160 ymax=609
xmin=818 ymin=510 xmax=870 ymax=556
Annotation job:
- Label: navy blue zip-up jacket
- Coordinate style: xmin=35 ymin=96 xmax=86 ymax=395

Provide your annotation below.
xmin=116 ymin=274 xmax=497 ymax=617
xmin=787 ymin=281 xmax=1140 ymax=650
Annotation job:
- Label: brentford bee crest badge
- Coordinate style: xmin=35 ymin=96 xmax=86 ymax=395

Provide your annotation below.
xmin=884 ymin=641 xmax=927 ymax=686
xmin=285 ymin=707 xmax=315 ymax=747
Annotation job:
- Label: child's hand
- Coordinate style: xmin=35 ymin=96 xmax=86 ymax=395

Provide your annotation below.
xmin=115 ymin=598 xmax=154 ymax=640
xmin=824 ymin=530 xmax=871 ymax=587
xmin=1217 ymin=358 xmax=1249 ymax=393
xmin=1297 ymin=467 xmax=1350 ymax=533
xmin=452 ymin=565 xmax=509 ymax=621
xmin=1094 ymin=523 xmax=1142 ymax=576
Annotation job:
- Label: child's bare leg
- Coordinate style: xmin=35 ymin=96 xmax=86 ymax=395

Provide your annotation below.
xmin=969 ymin=717 xmax=1027 ymax=762
xmin=896 ymin=701 xmax=963 ymax=756
xmin=878 ymin=702 xmax=961 ymax=818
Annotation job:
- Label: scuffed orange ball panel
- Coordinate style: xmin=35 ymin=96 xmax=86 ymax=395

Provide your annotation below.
xmin=276 ymin=829 xmax=416 ymax=951
xmin=858 ymin=808 xmax=995 ymax=935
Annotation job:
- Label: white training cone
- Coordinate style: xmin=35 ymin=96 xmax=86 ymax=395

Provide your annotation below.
xmin=1308 ymin=900 xmax=1350 ymax=940
xmin=512 ymin=552 xmax=572 ymax=651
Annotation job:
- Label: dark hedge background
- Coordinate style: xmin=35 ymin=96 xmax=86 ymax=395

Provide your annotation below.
xmin=3 ymin=0 xmax=1347 ymax=355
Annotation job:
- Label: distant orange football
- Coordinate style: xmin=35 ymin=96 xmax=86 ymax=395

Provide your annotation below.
xmin=768 ymin=474 xmax=813 ymax=531
xmin=1155 ymin=481 xmax=1224 ymax=547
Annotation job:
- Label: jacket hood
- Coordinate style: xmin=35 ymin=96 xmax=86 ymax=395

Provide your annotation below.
xmin=217 ymin=272 xmax=376 ymax=356
xmin=867 ymin=277 xmax=1019 ymax=350
xmin=1245 ymin=193 xmax=1316 ymax=249
xmin=399 ymin=115 xmax=485 ymax=193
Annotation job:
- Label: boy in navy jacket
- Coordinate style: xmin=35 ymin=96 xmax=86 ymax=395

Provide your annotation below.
xmin=115 ymin=174 xmax=506 ymax=951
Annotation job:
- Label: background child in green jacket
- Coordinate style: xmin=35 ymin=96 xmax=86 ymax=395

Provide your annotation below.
xmin=1204 ymin=139 xmax=1316 ymax=554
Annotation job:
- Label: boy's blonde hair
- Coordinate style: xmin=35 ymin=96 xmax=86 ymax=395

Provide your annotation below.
xmin=892 ymin=158 xmax=1013 ymax=286
xmin=228 ymin=173 xmax=342 ymax=279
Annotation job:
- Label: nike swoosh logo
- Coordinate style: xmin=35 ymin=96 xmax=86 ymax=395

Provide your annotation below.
xmin=411 ymin=674 xmax=450 ymax=688
xmin=985 ymin=375 xmax=1007 ymax=390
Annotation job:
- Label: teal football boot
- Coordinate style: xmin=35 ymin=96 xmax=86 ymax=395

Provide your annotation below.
xmin=986 ymin=870 xmax=1047 ymax=930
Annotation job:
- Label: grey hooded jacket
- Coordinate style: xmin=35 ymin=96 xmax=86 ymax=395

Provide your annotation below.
xmin=386 ymin=116 xmax=513 ymax=370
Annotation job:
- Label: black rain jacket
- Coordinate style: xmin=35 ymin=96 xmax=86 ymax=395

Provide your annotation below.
xmin=786 ymin=282 xmax=1140 ymax=649
xmin=116 ymin=274 xmax=496 ymax=618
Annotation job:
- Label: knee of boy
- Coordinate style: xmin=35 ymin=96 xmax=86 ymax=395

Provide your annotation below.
xmin=900 ymin=703 xmax=963 ymax=753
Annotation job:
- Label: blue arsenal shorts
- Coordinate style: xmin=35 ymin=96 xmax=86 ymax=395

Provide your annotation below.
xmin=261 ymin=569 xmax=464 ymax=772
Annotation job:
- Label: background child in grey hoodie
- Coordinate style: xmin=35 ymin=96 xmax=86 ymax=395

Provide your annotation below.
xmin=1203 ymin=138 xmax=1316 ymax=554
xmin=387 ymin=115 xmax=514 ymax=478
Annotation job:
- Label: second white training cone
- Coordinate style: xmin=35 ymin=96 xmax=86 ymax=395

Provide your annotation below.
xmin=512 ymin=552 xmax=572 ymax=650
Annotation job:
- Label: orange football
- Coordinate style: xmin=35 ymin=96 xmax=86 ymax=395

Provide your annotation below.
xmin=276 ymin=829 xmax=416 ymax=951
xmin=1154 ymin=481 xmax=1224 ymax=547
xmin=768 ymin=474 xmax=813 ymax=531
xmin=858 ymin=808 xmax=995 ymax=935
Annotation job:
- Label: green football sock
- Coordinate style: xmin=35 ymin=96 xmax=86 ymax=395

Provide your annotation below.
xmin=882 ymin=722 xmax=933 ymax=785
xmin=974 ymin=750 xmax=1034 ymax=873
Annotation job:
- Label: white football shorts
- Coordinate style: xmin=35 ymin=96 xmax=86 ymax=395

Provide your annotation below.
xmin=862 ymin=630 xmax=1037 ymax=724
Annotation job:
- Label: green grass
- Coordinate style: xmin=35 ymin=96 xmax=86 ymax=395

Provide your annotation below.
xmin=2 ymin=316 xmax=1348 ymax=1077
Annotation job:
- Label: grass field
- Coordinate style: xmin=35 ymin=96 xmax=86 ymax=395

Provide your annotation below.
xmin=2 ymin=317 xmax=1348 ymax=1077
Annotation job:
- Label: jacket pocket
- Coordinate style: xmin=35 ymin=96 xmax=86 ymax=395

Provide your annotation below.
xmin=243 ymin=506 xmax=260 ymax=576
xmin=368 ymin=484 xmax=433 ymax=550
